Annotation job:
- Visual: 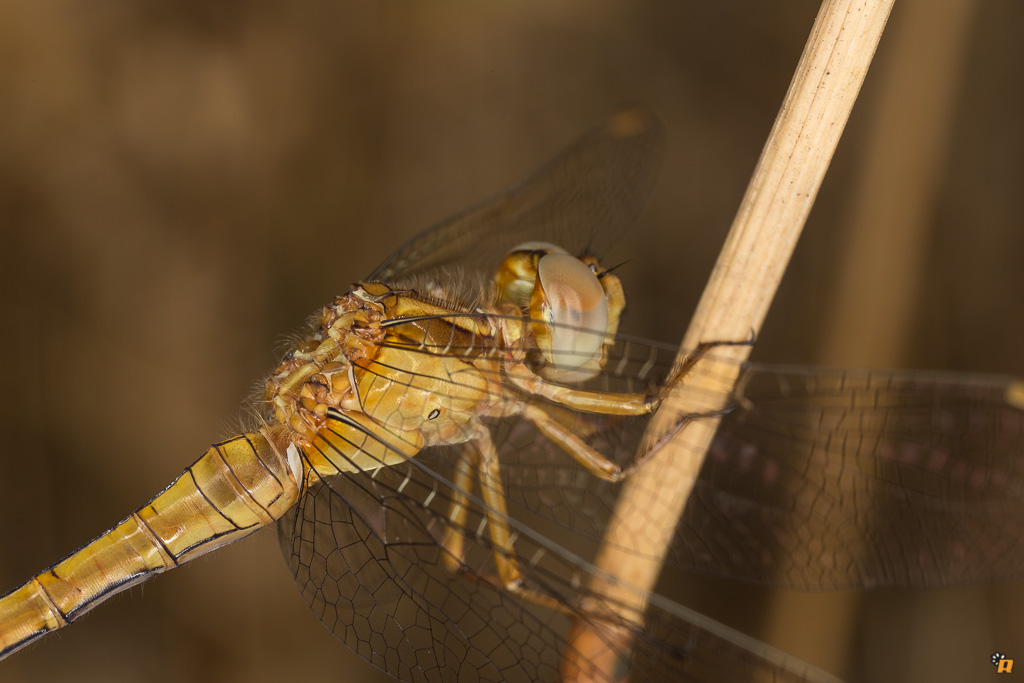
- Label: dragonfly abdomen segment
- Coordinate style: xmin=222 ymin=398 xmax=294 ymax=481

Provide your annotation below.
xmin=0 ymin=432 xmax=298 ymax=659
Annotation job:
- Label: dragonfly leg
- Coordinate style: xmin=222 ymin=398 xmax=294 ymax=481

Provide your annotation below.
xmin=660 ymin=334 xmax=756 ymax=390
xmin=516 ymin=375 xmax=736 ymax=483
xmin=439 ymin=425 xmax=523 ymax=589
xmin=503 ymin=335 xmax=754 ymax=417
xmin=504 ymin=360 xmax=655 ymax=416
xmin=440 ymin=444 xmax=475 ymax=575
xmin=516 ymin=402 xmax=694 ymax=482
xmin=471 ymin=424 xmax=524 ymax=589
xmin=518 ymin=403 xmax=626 ymax=481
xmin=441 ymin=427 xmax=652 ymax=622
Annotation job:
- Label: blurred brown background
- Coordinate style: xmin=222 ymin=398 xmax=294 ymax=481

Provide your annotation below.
xmin=0 ymin=1 xmax=1021 ymax=682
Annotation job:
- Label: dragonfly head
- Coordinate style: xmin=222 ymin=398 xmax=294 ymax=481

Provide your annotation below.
xmin=495 ymin=243 xmax=624 ymax=380
xmin=530 ymin=252 xmax=608 ymax=371
xmin=493 ymin=241 xmax=569 ymax=307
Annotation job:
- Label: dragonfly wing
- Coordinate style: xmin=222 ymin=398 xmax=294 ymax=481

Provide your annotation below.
xmin=278 ymin=431 xmax=836 ymax=682
xmin=276 ymin=294 xmax=1024 ymax=679
xmin=670 ymin=364 xmax=1024 ymax=589
xmin=368 ymin=108 xmax=664 ymax=288
xmin=418 ymin=316 xmax=1024 ymax=592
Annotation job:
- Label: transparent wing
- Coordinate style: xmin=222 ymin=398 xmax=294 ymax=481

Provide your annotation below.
xmin=674 ymin=364 xmax=1024 ymax=589
xmin=317 ymin=313 xmax=1024 ymax=590
xmin=278 ymin=312 xmax=1024 ymax=681
xmin=367 ymin=107 xmax=664 ymax=288
xmin=279 ymin=436 xmax=837 ymax=683
xmin=467 ymin=344 xmax=1024 ymax=589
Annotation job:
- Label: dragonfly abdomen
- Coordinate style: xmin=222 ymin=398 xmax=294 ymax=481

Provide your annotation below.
xmin=0 ymin=432 xmax=298 ymax=659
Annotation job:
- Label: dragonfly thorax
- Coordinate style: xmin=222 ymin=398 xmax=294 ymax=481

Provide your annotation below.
xmin=265 ymin=283 xmax=496 ymax=458
xmin=264 ymin=288 xmax=387 ymax=445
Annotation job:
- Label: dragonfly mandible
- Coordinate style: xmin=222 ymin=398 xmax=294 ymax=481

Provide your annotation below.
xmin=2 ymin=108 xmax=1023 ymax=683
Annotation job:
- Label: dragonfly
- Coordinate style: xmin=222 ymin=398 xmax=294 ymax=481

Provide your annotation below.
xmin=2 ymin=108 xmax=1023 ymax=683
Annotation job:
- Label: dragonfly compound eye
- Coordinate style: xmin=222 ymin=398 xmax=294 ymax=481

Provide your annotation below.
xmin=493 ymin=241 xmax=568 ymax=308
xmin=531 ymin=252 xmax=609 ymax=371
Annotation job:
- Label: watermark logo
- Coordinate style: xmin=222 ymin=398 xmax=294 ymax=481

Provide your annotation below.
xmin=992 ymin=652 xmax=1014 ymax=674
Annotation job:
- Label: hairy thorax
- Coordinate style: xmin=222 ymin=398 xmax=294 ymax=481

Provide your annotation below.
xmin=264 ymin=283 xmax=499 ymax=470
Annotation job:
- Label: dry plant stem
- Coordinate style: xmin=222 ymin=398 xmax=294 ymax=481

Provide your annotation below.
xmin=765 ymin=0 xmax=979 ymax=675
xmin=564 ymin=0 xmax=897 ymax=679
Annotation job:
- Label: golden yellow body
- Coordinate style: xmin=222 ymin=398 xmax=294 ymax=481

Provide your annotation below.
xmin=0 ymin=262 xmax=638 ymax=659
xmin=0 ymin=434 xmax=297 ymax=656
